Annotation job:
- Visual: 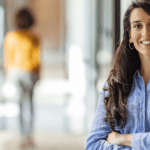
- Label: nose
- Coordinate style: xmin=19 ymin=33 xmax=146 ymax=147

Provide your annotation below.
xmin=142 ymin=26 xmax=150 ymax=37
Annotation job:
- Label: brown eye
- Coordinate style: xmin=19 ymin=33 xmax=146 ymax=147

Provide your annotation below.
xmin=134 ymin=24 xmax=141 ymax=28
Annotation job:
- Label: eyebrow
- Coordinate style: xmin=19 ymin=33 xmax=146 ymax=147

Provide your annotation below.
xmin=132 ymin=19 xmax=150 ymax=24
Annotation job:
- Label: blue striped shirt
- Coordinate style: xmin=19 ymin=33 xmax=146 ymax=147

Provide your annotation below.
xmin=85 ymin=70 xmax=150 ymax=150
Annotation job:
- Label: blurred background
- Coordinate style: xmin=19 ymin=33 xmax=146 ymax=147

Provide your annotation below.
xmin=0 ymin=0 xmax=137 ymax=150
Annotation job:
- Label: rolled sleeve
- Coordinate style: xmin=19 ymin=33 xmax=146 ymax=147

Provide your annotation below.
xmin=131 ymin=133 xmax=141 ymax=150
xmin=132 ymin=133 xmax=150 ymax=150
xmin=85 ymin=89 xmax=123 ymax=150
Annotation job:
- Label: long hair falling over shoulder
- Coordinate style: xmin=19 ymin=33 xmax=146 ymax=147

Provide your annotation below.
xmin=103 ymin=1 xmax=150 ymax=131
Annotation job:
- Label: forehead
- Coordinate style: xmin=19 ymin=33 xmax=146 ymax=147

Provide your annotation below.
xmin=130 ymin=8 xmax=150 ymax=23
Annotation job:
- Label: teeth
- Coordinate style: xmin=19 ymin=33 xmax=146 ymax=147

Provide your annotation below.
xmin=142 ymin=41 xmax=150 ymax=44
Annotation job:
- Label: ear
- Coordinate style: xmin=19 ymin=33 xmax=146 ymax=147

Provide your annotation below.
xmin=128 ymin=31 xmax=131 ymax=38
xmin=128 ymin=31 xmax=133 ymax=43
xmin=129 ymin=38 xmax=133 ymax=43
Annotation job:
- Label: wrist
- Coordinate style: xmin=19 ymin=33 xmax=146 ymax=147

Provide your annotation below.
xmin=120 ymin=134 xmax=132 ymax=147
xmin=119 ymin=134 xmax=125 ymax=145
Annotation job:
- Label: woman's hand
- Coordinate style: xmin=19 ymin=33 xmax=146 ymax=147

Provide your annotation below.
xmin=106 ymin=131 xmax=122 ymax=146
xmin=106 ymin=131 xmax=132 ymax=147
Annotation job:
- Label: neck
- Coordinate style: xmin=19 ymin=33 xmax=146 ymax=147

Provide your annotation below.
xmin=139 ymin=54 xmax=150 ymax=86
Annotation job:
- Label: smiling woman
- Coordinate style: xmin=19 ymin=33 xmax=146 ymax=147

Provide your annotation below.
xmin=129 ymin=8 xmax=150 ymax=56
xmin=85 ymin=1 xmax=150 ymax=150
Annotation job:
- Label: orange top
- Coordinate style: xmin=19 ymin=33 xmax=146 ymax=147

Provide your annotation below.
xmin=4 ymin=30 xmax=40 ymax=73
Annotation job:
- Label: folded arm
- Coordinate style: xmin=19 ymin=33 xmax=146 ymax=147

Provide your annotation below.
xmin=106 ymin=131 xmax=132 ymax=147
xmin=85 ymin=90 xmax=127 ymax=150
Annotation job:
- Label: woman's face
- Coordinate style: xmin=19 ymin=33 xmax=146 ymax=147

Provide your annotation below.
xmin=129 ymin=8 xmax=150 ymax=56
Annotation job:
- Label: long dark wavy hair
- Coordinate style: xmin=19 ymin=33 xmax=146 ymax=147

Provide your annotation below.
xmin=103 ymin=1 xmax=150 ymax=131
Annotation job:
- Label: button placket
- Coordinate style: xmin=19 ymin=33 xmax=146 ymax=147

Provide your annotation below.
xmin=143 ymin=91 xmax=146 ymax=132
xmin=141 ymin=94 xmax=145 ymax=133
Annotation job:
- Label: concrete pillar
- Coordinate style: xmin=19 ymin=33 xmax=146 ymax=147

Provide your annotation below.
xmin=65 ymin=0 xmax=99 ymax=134
xmin=0 ymin=0 xmax=6 ymax=129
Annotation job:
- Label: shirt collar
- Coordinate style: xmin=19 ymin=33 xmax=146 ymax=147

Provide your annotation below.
xmin=133 ymin=70 xmax=141 ymax=79
xmin=133 ymin=70 xmax=141 ymax=78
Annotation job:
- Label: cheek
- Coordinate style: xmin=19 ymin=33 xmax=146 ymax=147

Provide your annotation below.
xmin=130 ymin=29 xmax=138 ymax=41
xmin=132 ymin=33 xmax=140 ymax=44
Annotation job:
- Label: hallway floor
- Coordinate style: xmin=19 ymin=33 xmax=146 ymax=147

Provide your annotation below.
xmin=0 ymin=79 xmax=88 ymax=150
xmin=0 ymin=130 xmax=87 ymax=150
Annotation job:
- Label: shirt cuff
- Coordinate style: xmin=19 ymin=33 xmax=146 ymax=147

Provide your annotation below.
xmin=132 ymin=133 xmax=141 ymax=150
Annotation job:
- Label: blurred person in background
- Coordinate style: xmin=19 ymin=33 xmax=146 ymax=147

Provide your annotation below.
xmin=3 ymin=7 xmax=40 ymax=148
